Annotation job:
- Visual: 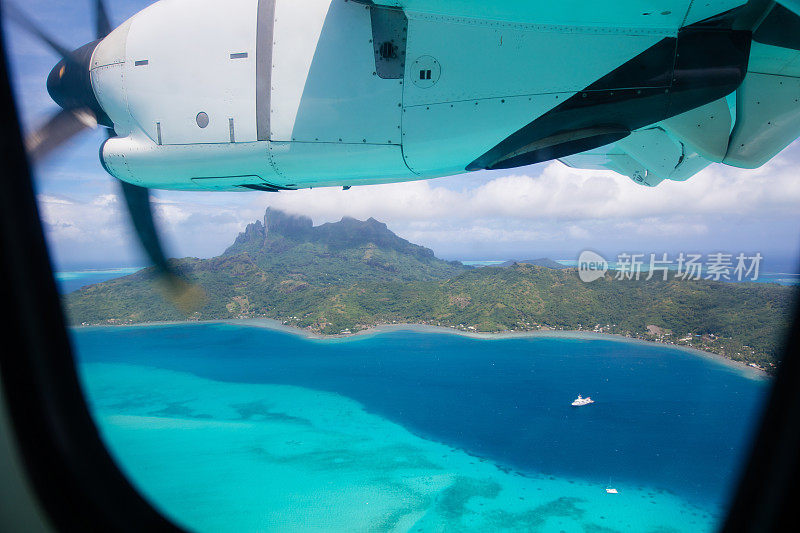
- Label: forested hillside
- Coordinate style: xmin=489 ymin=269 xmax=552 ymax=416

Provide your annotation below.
xmin=66 ymin=209 xmax=795 ymax=371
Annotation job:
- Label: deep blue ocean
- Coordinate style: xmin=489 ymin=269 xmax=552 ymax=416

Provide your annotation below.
xmin=72 ymin=323 xmax=768 ymax=513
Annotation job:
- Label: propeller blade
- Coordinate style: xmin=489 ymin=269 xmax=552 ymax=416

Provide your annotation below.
xmin=25 ymin=108 xmax=96 ymax=163
xmin=94 ymin=0 xmax=112 ymax=39
xmin=4 ymin=2 xmax=80 ymax=67
xmin=117 ymin=181 xmax=175 ymax=277
xmin=117 ymin=181 xmax=207 ymax=313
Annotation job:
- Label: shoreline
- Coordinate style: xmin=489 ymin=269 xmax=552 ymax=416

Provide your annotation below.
xmin=73 ymin=318 xmax=769 ymax=380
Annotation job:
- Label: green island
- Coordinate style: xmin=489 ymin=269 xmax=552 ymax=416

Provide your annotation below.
xmin=65 ymin=208 xmax=796 ymax=373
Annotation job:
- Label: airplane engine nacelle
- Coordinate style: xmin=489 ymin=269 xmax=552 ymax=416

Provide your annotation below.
xmin=95 ymin=0 xmax=417 ymax=191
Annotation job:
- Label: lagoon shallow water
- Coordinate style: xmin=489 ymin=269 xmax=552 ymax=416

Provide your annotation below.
xmin=72 ymin=323 xmax=768 ymax=532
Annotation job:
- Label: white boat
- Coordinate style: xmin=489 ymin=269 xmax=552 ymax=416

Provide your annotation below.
xmin=571 ymin=395 xmax=594 ymax=407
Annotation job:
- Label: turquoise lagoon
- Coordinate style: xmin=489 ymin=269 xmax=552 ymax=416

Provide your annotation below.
xmin=72 ymin=323 xmax=769 ymax=532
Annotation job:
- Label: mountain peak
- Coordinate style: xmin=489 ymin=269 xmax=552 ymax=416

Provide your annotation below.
xmin=223 ymin=208 xmax=438 ymax=263
xmin=264 ymin=208 xmax=313 ymax=236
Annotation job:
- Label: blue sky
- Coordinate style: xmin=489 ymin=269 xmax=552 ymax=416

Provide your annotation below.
xmin=4 ymin=0 xmax=800 ymax=270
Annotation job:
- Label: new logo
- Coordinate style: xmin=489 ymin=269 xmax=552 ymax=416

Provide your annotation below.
xmin=578 ymin=250 xmax=608 ymax=282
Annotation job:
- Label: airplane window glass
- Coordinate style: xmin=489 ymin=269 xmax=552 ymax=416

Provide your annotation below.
xmin=4 ymin=1 xmax=800 ymax=532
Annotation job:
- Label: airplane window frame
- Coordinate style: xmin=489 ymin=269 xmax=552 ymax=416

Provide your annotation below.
xmin=0 ymin=9 xmax=798 ymax=533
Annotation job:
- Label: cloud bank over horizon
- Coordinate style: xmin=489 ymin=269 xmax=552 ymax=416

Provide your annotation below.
xmin=36 ymin=152 xmax=800 ymax=269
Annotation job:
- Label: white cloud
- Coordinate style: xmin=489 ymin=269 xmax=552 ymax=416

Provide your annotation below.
xmin=256 ymin=158 xmax=800 ymax=226
xmin=38 ymin=193 xmax=125 ymax=242
xmin=36 ymin=191 xmax=249 ymax=265
xmin=566 ymin=225 xmax=591 ymax=240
